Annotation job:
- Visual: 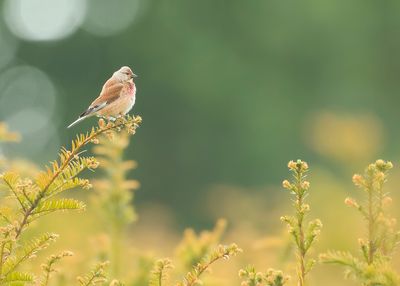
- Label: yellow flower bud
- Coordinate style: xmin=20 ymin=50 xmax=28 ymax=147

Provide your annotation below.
xmin=344 ymin=197 xmax=357 ymax=207
xmin=238 ymin=269 xmax=247 ymax=278
xmin=301 ymin=181 xmax=310 ymax=190
xmin=98 ymin=118 xmax=106 ymax=128
xmin=352 ymin=174 xmax=364 ymax=187
xmin=287 ymin=160 xmax=297 ymax=170
xmin=282 ymin=180 xmax=292 ymax=190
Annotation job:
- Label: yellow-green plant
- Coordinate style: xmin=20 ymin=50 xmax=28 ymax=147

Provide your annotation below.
xmin=239 ymin=265 xmax=289 ymax=286
xmin=131 ymin=256 xmax=156 ymax=286
xmin=281 ymin=160 xmax=322 ymax=286
xmin=0 ymin=115 xmax=141 ymax=285
xmin=77 ymin=262 xmax=109 ymax=286
xmin=177 ymin=243 xmax=241 ymax=286
xmin=149 ymin=259 xmax=173 ymax=286
xmin=91 ymin=130 xmax=140 ymax=278
xmin=149 ymin=243 xmax=241 ymax=286
xmin=320 ymin=159 xmax=400 ymax=285
xmin=39 ymin=251 xmax=74 ymax=286
xmin=175 ymin=219 xmax=227 ymax=271
xmin=146 ymin=221 xmax=241 ymax=286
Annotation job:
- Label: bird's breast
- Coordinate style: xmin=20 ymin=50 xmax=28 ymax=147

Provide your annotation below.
xmin=127 ymin=82 xmax=136 ymax=96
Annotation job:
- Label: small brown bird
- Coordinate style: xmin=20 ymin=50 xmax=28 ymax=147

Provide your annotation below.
xmin=68 ymin=66 xmax=137 ymax=128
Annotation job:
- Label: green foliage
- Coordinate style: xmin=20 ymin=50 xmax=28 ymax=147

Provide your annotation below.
xmin=77 ymin=262 xmax=109 ymax=286
xmin=320 ymin=159 xmax=400 ymax=285
xmin=3 ymin=271 xmax=34 ymax=285
xmin=91 ymin=130 xmax=140 ymax=279
xmin=175 ymin=219 xmax=227 ymax=271
xmin=0 ymin=233 xmax=58 ymax=282
xmin=130 ymin=256 xmax=155 ymax=286
xmin=177 ymin=243 xmax=242 ymax=286
xmin=0 ymin=116 xmax=142 ymax=285
xmin=92 ymin=131 xmax=139 ymax=228
xmin=281 ymin=160 xmax=322 ymax=286
xmin=149 ymin=259 xmax=173 ymax=286
xmin=1 ymin=116 xmax=141 ymax=238
xmin=39 ymin=251 xmax=73 ymax=286
xmin=33 ymin=198 xmax=86 ymax=217
xmin=239 ymin=265 xmax=290 ymax=286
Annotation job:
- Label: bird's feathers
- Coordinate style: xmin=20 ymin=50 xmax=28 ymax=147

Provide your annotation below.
xmin=67 ymin=116 xmax=88 ymax=129
xmin=91 ymin=81 xmax=124 ymax=107
xmin=79 ymin=101 xmax=108 ymax=117
xmin=67 ymin=66 xmax=136 ymax=128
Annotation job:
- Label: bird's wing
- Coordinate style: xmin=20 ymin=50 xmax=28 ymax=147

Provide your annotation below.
xmin=80 ymin=81 xmax=124 ymax=117
xmin=91 ymin=81 xmax=124 ymax=107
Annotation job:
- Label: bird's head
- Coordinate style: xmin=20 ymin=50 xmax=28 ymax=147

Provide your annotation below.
xmin=114 ymin=66 xmax=137 ymax=82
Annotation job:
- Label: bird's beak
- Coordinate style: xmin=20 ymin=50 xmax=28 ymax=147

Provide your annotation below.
xmin=132 ymin=73 xmax=138 ymax=78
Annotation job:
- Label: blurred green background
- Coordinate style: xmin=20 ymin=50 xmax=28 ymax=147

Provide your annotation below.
xmin=3 ymin=1 xmax=400 ymax=285
xmin=1 ymin=0 xmax=400 ymax=239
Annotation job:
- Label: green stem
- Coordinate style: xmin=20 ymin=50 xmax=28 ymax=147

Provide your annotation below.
xmin=367 ymin=182 xmax=374 ymax=264
xmin=296 ymin=172 xmax=306 ymax=286
xmin=0 ymin=241 xmax=5 ymax=277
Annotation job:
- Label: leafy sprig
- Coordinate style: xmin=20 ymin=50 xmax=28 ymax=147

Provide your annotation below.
xmin=177 ymin=243 xmax=242 ymax=286
xmin=281 ymin=160 xmax=321 ymax=286
xmin=239 ymin=265 xmax=290 ymax=286
xmin=0 ymin=115 xmax=141 ymax=285
xmin=149 ymin=259 xmax=173 ymax=286
xmin=320 ymin=159 xmax=400 ymax=285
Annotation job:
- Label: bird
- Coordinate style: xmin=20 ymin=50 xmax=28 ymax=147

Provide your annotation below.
xmin=67 ymin=66 xmax=137 ymax=128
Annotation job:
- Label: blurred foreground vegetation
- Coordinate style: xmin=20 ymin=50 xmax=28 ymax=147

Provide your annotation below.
xmin=1 ymin=119 xmax=400 ymax=285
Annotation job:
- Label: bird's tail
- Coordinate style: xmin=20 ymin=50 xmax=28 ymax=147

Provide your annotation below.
xmin=67 ymin=115 xmax=87 ymax=128
xmin=67 ymin=104 xmax=105 ymax=128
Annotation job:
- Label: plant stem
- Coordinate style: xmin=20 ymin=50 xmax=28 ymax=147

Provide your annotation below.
xmin=367 ymin=181 xmax=374 ymax=265
xmin=296 ymin=172 xmax=306 ymax=286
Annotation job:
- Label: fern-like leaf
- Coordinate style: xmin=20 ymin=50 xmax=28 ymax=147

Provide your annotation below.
xmin=1 ymin=233 xmax=58 ymax=278
xmin=39 ymin=251 xmax=73 ymax=286
xmin=3 ymin=271 xmax=35 ymax=284
xmin=13 ymin=116 xmax=141 ymax=238
xmin=178 ymin=244 xmax=242 ymax=286
xmin=77 ymin=262 xmax=108 ymax=286
xmin=149 ymin=259 xmax=173 ymax=286
xmin=31 ymin=199 xmax=85 ymax=216
xmin=35 ymin=157 xmax=97 ymax=197
xmin=1 ymin=173 xmax=29 ymax=210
